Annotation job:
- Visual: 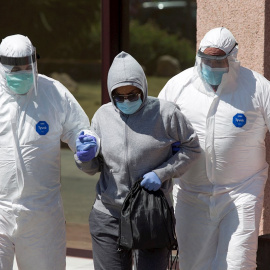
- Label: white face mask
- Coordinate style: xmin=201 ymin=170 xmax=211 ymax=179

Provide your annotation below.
xmin=201 ymin=63 xmax=229 ymax=86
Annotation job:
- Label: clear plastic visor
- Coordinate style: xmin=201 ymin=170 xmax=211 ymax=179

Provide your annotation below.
xmin=1 ymin=50 xmax=37 ymax=73
xmin=197 ymin=42 xmax=238 ymax=63
xmin=194 ymin=53 xmax=240 ymax=90
xmin=0 ymin=53 xmax=36 ymax=66
xmin=200 ymin=57 xmax=229 ymax=69
xmin=197 ymin=49 xmax=228 ymax=61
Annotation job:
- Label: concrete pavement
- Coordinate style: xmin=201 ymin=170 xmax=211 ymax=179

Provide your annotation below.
xmin=13 ymin=256 xmax=95 ymax=270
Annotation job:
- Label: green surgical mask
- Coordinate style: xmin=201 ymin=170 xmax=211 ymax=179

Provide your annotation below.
xmin=6 ymin=72 xmax=34 ymax=94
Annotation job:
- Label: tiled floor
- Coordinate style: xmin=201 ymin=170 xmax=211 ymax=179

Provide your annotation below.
xmin=13 ymin=256 xmax=95 ymax=270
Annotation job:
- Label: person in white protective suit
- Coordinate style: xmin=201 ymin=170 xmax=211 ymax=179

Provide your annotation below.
xmin=0 ymin=34 xmax=99 ymax=270
xmin=158 ymin=27 xmax=270 ymax=270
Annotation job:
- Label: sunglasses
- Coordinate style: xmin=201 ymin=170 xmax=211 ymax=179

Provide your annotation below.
xmin=112 ymin=92 xmax=141 ymax=103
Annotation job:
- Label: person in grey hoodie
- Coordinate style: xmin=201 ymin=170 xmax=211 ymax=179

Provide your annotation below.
xmin=74 ymin=51 xmax=200 ymax=270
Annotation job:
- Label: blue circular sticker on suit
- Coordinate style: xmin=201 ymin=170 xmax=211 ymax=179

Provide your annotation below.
xmin=233 ymin=113 xmax=246 ymax=128
xmin=36 ymin=121 xmax=49 ymax=135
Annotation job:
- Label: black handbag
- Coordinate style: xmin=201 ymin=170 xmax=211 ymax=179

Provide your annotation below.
xmin=118 ymin=179 xmax=178 ymax=251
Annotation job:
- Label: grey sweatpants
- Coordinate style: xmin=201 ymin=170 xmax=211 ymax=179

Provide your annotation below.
xmin=89 ymin=207 xmax=171 ymax=270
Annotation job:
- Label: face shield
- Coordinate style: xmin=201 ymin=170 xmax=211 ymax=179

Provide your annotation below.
xmin=0 ymin=52 xmax=37 ymax=95
xmin=194 ymin=42 xmax=239 ymax=90
xmin=0 ymin=34 xmax=38 ymax=96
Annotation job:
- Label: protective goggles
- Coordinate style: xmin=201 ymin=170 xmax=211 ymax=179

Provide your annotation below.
xmin=112 ymin=92 xmax=141 ymax=103
xmin=197 ymin=43 xmax=238 ymax=60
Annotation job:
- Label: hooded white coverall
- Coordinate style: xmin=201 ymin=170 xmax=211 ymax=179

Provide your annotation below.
xmin=158 ymin=27 xmax=270 ymax=270
xmin=0 ymin=35 xmax=91 ymax=270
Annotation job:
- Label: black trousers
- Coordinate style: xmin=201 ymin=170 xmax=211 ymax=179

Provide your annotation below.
xmin=89 ymin=207 xmax=171 ymax=270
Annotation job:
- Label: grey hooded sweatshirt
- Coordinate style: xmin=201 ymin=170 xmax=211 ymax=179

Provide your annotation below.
xmin=75 ymin=52 xmax=200 ymax=218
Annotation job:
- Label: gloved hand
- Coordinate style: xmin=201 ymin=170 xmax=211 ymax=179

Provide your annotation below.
xmin=172 ymin=141 xmax=181 ymax=155
xmin=140 ymin=172 xmax=162 ymax=191
xmin=76 ymin=131 xmax=97 ymax=162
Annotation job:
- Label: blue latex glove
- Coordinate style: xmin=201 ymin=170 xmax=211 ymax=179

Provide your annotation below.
xmin=76 ymin=131 xmax=97 ymax=162
xmin=172 ymin=141 xmax=181 ymax=155
xmin=140 ymin=172 xmax=162 ymax=191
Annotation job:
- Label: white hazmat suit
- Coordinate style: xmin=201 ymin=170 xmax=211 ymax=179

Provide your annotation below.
xmin=0 ymin=34 xmax=92 ymax=270
xmin=159 ymin=27 xmax=270 ymax=270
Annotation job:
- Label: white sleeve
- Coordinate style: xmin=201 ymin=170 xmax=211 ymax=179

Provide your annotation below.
xmin=60 ymin=86 xmax=91 ymax=152
xmin=256 ymin=75 xmax=270 ymax=131
xmin=158 ymin=79 xmax=173 ymax=101
xmin=158 ymin=74 xmax=184 ymax=103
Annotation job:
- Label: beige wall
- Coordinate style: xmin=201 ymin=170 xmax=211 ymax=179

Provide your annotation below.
xmin=197 ymin=0 xmax=270 ymax=234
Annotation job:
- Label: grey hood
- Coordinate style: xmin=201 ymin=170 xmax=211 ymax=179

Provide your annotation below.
xmin=107 ymin=51 xmax=148 ymax=106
